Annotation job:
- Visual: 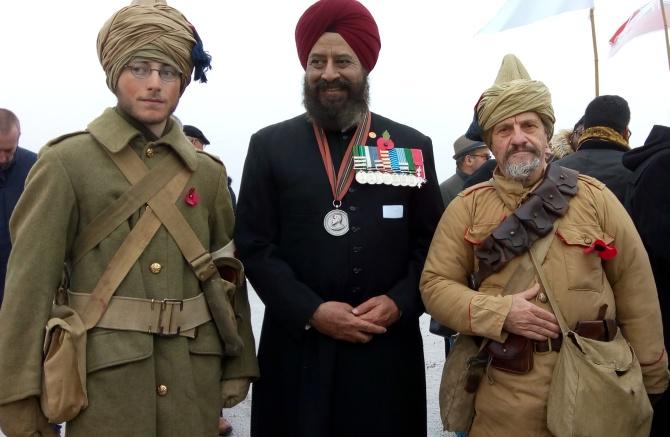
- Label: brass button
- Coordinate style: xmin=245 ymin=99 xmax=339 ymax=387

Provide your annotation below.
xmin=538 ymin=292 xmax=548 ymax=303
xmin=145 ymin=147 xmax=155 ymax=158
xmin=150 ymin=262 xmax=162 ymax=274
xmin=157 ymin=384 xmax=168 ymax=396
xmin=583 ymin=236 xmax=592 ymax=245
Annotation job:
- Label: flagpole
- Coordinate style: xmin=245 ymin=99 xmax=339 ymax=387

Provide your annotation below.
xmin=590 ymin=7 xmax=600 ymax=97
xmin=660 ymin=0 xmax=670 ymax=70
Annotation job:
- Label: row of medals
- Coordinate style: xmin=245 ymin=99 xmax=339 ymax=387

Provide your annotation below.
xmin=355 ymin=170 xmax=426 ymax=187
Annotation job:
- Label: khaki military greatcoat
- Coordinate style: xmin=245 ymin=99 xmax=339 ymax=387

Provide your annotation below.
xmin=421 ymin=167 xmax=668 ymax=436
xmin=0 ymin=108 xmax=258 ymax=437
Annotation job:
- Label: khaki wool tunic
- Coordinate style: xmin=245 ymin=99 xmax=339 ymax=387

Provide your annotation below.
xmin=421 ymin=168 xmax=669 ymax=436
xmin=0 ymin=108 xmax=258 ymax=437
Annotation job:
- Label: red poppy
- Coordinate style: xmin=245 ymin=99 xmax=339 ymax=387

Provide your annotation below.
xmin=185 ymin=187 xmax=199 ymax=207
xmin=376 ymin=130 xmax=395 ymax=151
xmin=583 ymin=239 xmax=617 ymax=260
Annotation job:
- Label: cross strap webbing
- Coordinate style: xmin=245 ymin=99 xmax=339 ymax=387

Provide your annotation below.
xmin=71 ymin=152 xmax=184 ymax=264
xmin=107 ymin=146 xmax=218 ymax=282
xmin=81 ymin=168 xmax=191 ymax=329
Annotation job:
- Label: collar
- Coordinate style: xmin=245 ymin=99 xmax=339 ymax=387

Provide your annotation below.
xmin=491 ymin=165 xmax=545 ymax=210
xmin=577 ymin=126 xmax=629 ymax=151
xmin=456 ymin=168 xmax=470 ymax=181
xmin=87 ymin=107 xmax=198 ymax=171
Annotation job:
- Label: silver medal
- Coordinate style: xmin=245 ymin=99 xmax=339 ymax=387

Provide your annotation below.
xmin=382 ymin=173 xmax=393 ymax=185
xmin=324 ymin=209 xmax=349 ymax=236
xmin=355 ymin=171 xmax=368 ymax=184
xmin=391 ymin=174 xmax=401 ymax=186
xmin=373 ymin=172 xmax=384 ymax=184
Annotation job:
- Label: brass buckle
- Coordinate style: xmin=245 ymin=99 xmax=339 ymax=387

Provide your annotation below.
xmin=153 ymin=298 xmax=183 ymax=337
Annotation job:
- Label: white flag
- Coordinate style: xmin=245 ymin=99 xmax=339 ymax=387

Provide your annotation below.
xmin=479 ymin=0 xmax=595 ymax=34
xmin=609 ymin=0 xmax=670 ymax=56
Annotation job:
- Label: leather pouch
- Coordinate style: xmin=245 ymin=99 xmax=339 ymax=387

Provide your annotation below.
xmin=487 ymin=333 xmax=533 ymax=374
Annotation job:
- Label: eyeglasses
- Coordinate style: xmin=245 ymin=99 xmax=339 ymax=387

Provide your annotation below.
xmin=124 ymin=62 xmax=181 ymax=83
xmin=469 ymin=153 xmax=491 ymax=160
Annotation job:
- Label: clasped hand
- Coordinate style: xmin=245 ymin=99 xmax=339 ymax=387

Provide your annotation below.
xmin=503 ymin=283 xmax=561 ymax=341
xmin=310 ymin=295 xmax=400 ymax=343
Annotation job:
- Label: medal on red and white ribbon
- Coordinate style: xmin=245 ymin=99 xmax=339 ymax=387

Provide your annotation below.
xmin=313 ymin=111 xmax=371 ymax=236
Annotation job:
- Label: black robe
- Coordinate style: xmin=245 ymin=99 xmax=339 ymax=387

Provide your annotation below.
xmin=235 ymin=113 xmax=443 ymax=437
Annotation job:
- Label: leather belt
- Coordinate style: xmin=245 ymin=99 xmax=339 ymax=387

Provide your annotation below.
xmin=534 ymin=318 xmax=617 ymax=353
xmin=68 ymin=290 xmax=212 ymax=338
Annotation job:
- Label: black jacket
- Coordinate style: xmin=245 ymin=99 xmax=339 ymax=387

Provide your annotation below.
xmin=623 ymin=125 xmax=670 ymax=436
xmin=235 ymin=113 xmax=443 ymax=437
xmin=1 ymin=147 xmax=37 ymax=304
xmin=555 ymin=139 xmax=632 ymax=204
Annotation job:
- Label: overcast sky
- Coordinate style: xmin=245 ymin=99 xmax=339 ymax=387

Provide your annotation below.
xmin=1 ymin=0 xmax=668 ymax=188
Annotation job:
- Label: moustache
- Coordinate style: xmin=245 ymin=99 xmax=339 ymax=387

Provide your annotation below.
xmin=504 ymin=144 xmax=543 ymax=161
xmin=313 ymin=78 xmax=353 ymax=93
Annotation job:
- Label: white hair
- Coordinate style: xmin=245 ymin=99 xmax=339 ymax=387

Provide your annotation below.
xmin=506 ymin=157 xmax=541 ymax=181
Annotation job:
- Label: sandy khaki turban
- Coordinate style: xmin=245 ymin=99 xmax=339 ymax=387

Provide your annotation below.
xmin=295 ymin=0 xmax=381 ymax=72
xmin=97 ymin=0 xmax=211 ymax=93
xmin=476 ymin=54 xmax=555 ymax=144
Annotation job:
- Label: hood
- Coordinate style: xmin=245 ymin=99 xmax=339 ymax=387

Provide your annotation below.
xmin=623 ymin=125 xmax=670 ymax=171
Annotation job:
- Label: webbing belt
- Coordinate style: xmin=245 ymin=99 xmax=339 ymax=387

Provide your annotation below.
xmin=70 ymin=291 xmax=210 ymax=338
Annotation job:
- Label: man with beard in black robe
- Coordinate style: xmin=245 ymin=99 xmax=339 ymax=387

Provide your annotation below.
xmin=234 ymin=1 xmax=443 ymax=436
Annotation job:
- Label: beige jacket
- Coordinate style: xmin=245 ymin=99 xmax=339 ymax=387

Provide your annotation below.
xmin=421 ymin=167 xmax=668 ymax=436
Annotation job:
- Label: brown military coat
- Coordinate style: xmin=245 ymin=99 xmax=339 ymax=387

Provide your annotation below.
xmin=0 ymin=108 xmax=258 ymax=437
xmin=421 ymin=167 xmax=668 ymax=436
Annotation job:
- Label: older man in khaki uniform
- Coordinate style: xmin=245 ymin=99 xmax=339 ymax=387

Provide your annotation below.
xmin=0 ymin=1 xmax=258 ymax=436
xmin=421 ymin=55 xmax=668 ymax=436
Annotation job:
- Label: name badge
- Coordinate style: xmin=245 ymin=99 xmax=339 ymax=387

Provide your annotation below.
xmin=383 ymin=205 xmax=404 ymax=219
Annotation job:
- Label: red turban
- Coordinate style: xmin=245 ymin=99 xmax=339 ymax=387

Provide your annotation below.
xmin=295 ymin=0 xmax=381 ymax=72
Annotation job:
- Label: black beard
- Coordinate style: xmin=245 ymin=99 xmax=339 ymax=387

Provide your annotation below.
xmin=303 ymin=75 xmax=369 ymax=131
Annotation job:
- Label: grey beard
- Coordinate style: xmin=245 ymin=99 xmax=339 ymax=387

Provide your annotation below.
xmin=506 ymin=157 xmax=541 ymax=181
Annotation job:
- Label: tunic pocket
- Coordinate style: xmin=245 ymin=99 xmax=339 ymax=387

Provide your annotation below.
xmin=86 ymin=329 xmax=152 ymax=373
xmin=556 ymin=225 xmax=614 ymax=292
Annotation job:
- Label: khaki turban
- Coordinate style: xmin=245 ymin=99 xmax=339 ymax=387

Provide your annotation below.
xmin=97 ymin=0 xmax=196 ymax=92
xmin=476 ymin=54 xmax=555 ymax=144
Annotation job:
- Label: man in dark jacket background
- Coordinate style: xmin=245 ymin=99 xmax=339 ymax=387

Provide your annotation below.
xmin=556 ymin=95 xmax=633 ymax=204
xmin=623 ymin=124 xmax=670 ymax=437
xmin=0 ymin=108 xmax=36 ymax=305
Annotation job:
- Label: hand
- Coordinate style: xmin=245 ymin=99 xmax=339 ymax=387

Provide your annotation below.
xmin=0 ymin=396 xmax=58 ymax=437
xmin=310 ymin=301 xmax=386 ymax=343
xmin=503 ymin=283 xmax=560 ymax=341
xmin=352 ymin=295 xmax=401 ymax=328
xmin=221 ymin=377 xmax=251 ymax=408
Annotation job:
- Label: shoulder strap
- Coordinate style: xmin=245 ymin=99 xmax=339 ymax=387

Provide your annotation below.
xmin=81 ymin=167 xmax=191 ymax=329
xmin=107 ymin=147 xmax=218 ymax=282
xmin=71 ymin=151 xmax=184 ymax=263
xmin=528 ymin=229 xmax=569 ymax=334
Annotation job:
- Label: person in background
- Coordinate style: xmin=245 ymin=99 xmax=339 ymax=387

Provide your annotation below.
xmin=0 ymin=108 xmax=37 ymax=307
xmin=439 ymin=135 xmax=490 ymax=206
xmin=556 ymin=95 xmax=633 ymax=204
xmin=623 ymin=124 xmax=670 ymax=437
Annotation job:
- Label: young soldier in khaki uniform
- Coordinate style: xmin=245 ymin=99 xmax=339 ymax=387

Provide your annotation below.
xmin=0 ymin=1 xmax=258 ymax=436
xmin=420 ymin=55 xmax=668 ymax=436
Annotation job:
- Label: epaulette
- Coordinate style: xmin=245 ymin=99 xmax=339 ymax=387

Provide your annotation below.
xmin=45 ymin=131 xmax=88 ymax=147
xmin=196 ymin=149 xmax=223 ymax=165
xmin=459 ymin=181 xmax=495 ymax=197
xmin=577 ymin=173 xmax=605 ymax=190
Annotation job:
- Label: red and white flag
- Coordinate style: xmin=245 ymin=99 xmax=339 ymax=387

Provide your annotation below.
xmin=479 ymin=0 xmax=594 ymax=34
xmin=609 ymin=1 xmax=670 ymax=56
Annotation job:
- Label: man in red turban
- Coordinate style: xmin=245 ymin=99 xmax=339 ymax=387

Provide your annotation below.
xmin=235 ymin=1 xmax=443 ymax=436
